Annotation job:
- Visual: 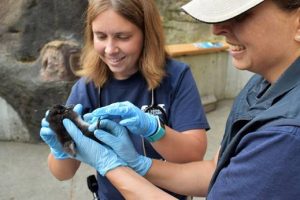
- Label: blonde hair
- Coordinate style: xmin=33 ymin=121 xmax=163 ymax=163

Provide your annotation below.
xmin=77 ymin=0 xmax=168 ymax=90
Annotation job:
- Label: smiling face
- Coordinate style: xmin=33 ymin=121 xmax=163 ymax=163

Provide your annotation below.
xmin=212 ymin=0 xmax=300 ymax=83
xmin=92 ymin=9 xmax=144 ymax=80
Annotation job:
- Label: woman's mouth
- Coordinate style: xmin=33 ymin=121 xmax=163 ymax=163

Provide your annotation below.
xmin=229 ymin=44 xmax=246 ymax=52
xmin=107 ymin=56 xmax=125 ymax=64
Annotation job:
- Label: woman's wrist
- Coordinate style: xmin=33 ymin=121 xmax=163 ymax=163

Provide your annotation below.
xmin=146 ymin=116 xmax=166 ymax=142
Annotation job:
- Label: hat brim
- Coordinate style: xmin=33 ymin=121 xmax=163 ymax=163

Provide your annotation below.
xmin=182 ymin=0 xmax=264 ymax=23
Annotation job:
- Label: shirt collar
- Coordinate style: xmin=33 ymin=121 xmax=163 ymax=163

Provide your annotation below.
xmin=257 ymin=57 xmax=300 ymax=104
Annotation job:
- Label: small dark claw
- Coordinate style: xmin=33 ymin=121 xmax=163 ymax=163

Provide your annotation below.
xmin=96 ymin=118 xmax=101 ymax=129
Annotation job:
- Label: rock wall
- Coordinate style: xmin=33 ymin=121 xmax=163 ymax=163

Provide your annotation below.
xmin=0 ymin=0 xmax=87 ymax=61
xmin=155 ymin=0 xmax=220 ymax=44
xmin=0 ymin=0 xmax=87 ymax=142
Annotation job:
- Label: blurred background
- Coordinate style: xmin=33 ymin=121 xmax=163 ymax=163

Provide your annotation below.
xmin=0 ymin=0 xmax=251 ymax=199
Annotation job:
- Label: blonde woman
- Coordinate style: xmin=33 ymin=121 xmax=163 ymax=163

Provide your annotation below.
xmin=40 ymin=0 xmax=209 ymax=199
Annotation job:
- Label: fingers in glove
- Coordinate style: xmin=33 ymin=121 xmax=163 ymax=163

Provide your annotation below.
xmin=84 ymin=114 xmax=100 ymax=126
xmin=45 ymin=110 xmax=49 ymax=118
xmin=40 ymin=127 xmax=59 ymax=148
xmin=73 ymin=104 xmax=83 ymax=115
xmin=99 ymin=119 xmax=121 ymax=132
xmin=94 ymin=129 xmax=116 ymax=146
xmin=89 ymin=119 xmax=125 ymax=137
xmin=41 ymin=118 xmax=50 ymax=127
xmin=40 ymin=127 xmax=55 ymax=137
xmin=62 ymin=119 xmax=84 ymax=142
xmin=119 ymin=117 xmax=139 ymax=126
xmin=92 ymin=102 xmax=129 ymax=118
xmin=83 ymin=113 xmax=93 ymax=123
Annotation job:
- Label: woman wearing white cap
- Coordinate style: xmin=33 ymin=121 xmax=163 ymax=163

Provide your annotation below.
xmin=61 ymin=0 xmax=300 ymax=199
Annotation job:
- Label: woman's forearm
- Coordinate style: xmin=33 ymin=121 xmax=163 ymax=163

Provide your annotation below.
xmin=48 ymin=153 xmax=80 ymax=180
xmin=145 ymin=159 xmax=216 ymax=197
xmin=151 ymin=126 xmax=207 ymax=163
xmin=106 ymin=166 xmax=176 ymax=200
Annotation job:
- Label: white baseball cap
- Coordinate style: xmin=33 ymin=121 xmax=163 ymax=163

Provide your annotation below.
xmin=182 ymin=0 xmax=264 ymax=23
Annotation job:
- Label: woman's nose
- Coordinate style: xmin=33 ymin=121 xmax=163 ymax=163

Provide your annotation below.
xmin=212 ymin=21 xmax=231 ymax=36
xmin=104 ymin=41 xmax=119 ymax=54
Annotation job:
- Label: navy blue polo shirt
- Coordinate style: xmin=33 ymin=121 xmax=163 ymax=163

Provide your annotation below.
xmin=208 ymin=57 xmax=300 ymax=199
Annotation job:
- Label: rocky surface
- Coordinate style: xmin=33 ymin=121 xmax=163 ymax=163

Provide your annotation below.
xmin=0 ymin=55 xmax=75 ymax=142
xmin=155 ymin=0 xmax=215 ymax=44
xmin=0 ymin=0 xmax=87 ymax=61
xmin=0 ymin=0 xmax=87 ymax=142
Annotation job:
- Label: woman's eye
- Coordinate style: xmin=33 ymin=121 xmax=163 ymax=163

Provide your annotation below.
xmin=116 ymin=34 xmax=130 ymax=40
xmin=94 ymin=33 xmax=106 ymax=40
xmin=234 ymin=12 xmax=251 ymax=23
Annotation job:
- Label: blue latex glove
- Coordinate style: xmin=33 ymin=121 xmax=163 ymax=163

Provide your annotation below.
xmin=84 ymin=101 xmax=158 ymax=137
xmin=63 ymin=119 xmax=127 ymax=176
xmin=40 ymin=104 xmax=83 ymax=160
xmin=90 ymin=119 xmax=152 ymax=176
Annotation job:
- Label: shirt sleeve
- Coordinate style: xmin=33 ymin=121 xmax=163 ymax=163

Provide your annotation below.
xmin=65 ymin=78 xmax=98 ymax=113
xmin=208 ymin=125 xmax=300 ymax=199
xmin=169 ymin=66 xmax=210 ymax=131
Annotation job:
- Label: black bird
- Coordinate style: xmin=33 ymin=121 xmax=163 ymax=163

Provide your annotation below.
xmin=46 ymin=104 xmax=100 ymax=156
